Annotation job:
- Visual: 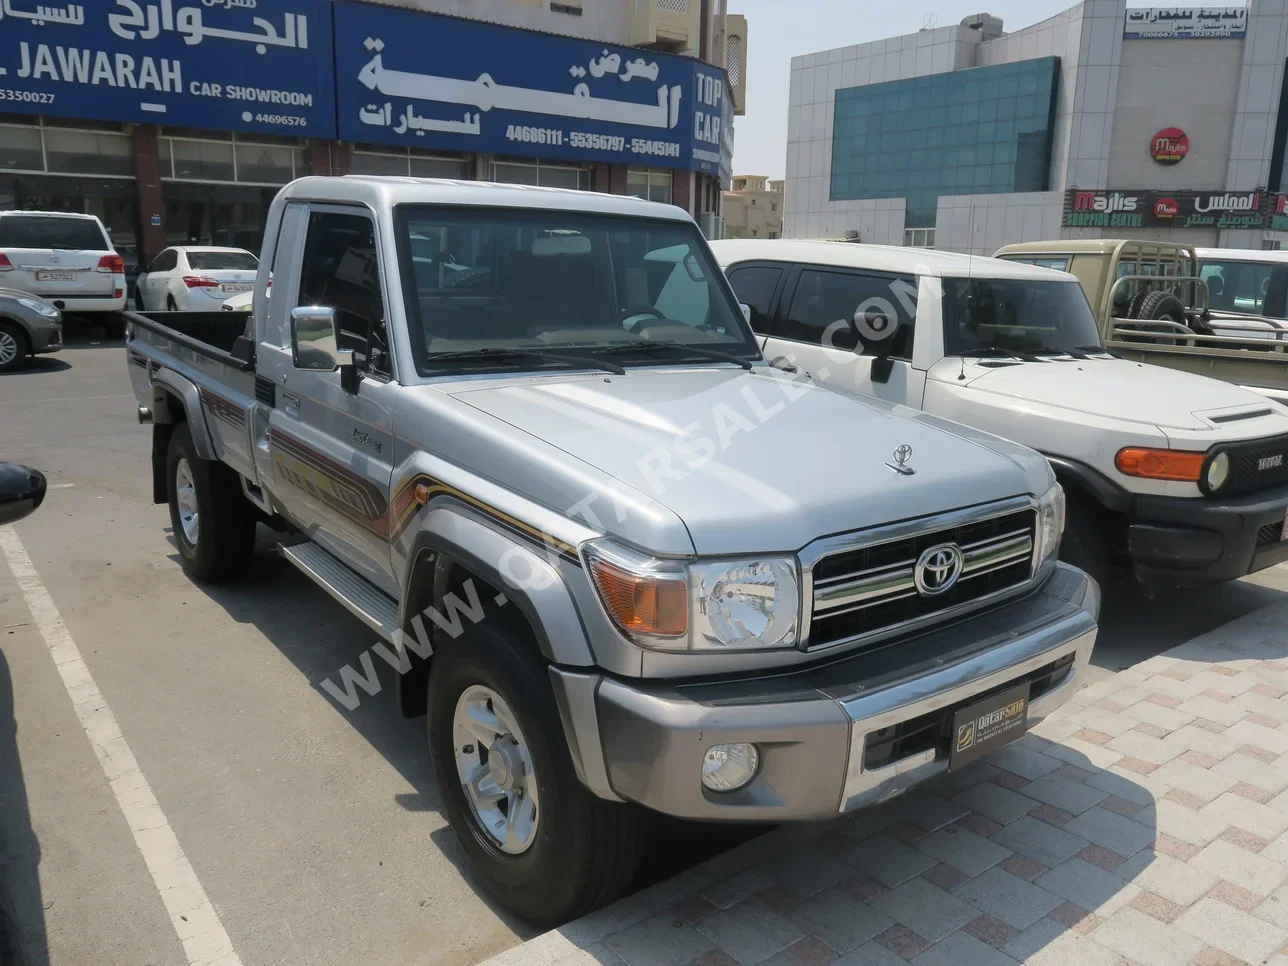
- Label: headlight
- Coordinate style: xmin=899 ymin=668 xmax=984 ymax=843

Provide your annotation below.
xmin=584 ymin=541 xmax=800 ymax=652
xmin=17 ymin=297 xmax=59 ymax=319
xmin=1204 ymin=451 xmax=1230 ymax=494
xmin=1034 ymin=483 xmax=1066 ymax=569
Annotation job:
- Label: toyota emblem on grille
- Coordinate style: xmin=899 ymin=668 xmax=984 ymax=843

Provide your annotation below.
xmin=914 ymin=543 xmax=964 ymax=596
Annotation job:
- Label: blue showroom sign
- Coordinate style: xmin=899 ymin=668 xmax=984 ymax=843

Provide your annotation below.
xmin=334 ymin=0 xmax=733 ymax=179
xmin=0 ymin=0 xmax=336 ymax=137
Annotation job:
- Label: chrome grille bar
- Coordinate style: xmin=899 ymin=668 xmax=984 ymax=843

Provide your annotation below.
xmin=813 ymin=529 xmax=1033 ymax=616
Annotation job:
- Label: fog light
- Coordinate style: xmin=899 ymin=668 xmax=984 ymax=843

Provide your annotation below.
xmin=701 ymin=743 xmax=759 ymax=792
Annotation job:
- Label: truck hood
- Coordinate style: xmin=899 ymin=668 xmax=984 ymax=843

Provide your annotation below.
xmin=955 ymin=358 xmax=1284 ymax=432
xmin=444 ymin=368 xmax=1044 ymax=555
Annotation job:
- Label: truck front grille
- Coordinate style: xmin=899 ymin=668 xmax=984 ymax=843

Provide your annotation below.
xmin=809 ymin=508 xmax=1036 ymax=650
xmin=1223 ymin=433 xmax=1288 ymax=496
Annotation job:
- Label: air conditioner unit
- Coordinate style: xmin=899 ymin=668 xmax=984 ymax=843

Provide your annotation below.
xmin=699 ymin=212 xmax=725 ymax=240
xmin=630 ymin=0 xmax=699 ymax=52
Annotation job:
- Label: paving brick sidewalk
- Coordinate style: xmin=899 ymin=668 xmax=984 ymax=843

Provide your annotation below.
xmin=483 ymin=598 xmax=1288 ymax=966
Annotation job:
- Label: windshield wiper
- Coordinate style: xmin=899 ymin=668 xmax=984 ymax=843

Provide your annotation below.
xmin=960 ymin=347 xmax=1044 ymax=363
xmin=424 ymin=347 xmax=625 ymax=375
xmin=1034 ymin=347 xmax=1090 ymax=360
xmin=592 ymin=340 xmax=754 ymax=370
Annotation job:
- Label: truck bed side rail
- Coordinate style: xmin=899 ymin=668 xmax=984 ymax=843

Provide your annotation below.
xmin=126 ymin=310 xmax=255 ymax=372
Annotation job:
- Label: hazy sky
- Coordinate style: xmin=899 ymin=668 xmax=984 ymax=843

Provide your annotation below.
xmin=725 ymin=0 xmax=1247 ymax=180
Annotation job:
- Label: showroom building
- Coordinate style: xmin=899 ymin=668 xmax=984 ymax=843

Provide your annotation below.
xmin=784 ymin=0 xmax=1288 ymax=253
xmin=0 ymin=0 xmax=744 ymax=274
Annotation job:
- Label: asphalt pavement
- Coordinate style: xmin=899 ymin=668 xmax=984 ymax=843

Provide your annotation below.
xmin=1 ymin=326 xmax=1286 ymax=966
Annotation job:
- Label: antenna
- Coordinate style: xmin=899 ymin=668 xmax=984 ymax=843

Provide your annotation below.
xmin=921 ymin=12 xmax=939 ymax=30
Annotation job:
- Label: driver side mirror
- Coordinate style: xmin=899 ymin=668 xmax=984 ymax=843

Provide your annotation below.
xmin=0 ymin=463 xmax=46 ymax=526
xmin=855 ymin=307 xmax=899 ymax=384
xmin=290 ymin=306 xmax=358 ymax=391
xmin=739 ymin=302 xmax=752 ymax=324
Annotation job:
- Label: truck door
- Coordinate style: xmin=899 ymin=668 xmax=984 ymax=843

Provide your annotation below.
xmin=757 ymin=264 xmax=924 ymax=407
xmin=262 ymin=206 xmax=400 ymax=595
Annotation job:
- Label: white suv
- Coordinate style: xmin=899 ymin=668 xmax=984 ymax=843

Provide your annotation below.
xmin=0 ymin=211 xmax=127 ymax=336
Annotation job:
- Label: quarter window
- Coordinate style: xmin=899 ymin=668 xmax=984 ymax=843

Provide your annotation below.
xmin=782 ymin=268 xmax=917 ymax=359
xmin=298 ymin=211 xmax=389 ymax=375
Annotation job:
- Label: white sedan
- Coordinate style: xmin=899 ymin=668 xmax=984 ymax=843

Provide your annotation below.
xmin=136 ymin=246 xmax=258 ymax=311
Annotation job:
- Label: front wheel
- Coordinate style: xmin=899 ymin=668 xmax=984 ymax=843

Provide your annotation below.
xmin=427 ymin=607 xmax=647 ymax=926
xmin=166 ymin=422 xmax=257 ymax=582
xmin=1058 ymin=491 xmax=1111 ymax=591
xmin=0 ymin=322 xmax=29 ymax=373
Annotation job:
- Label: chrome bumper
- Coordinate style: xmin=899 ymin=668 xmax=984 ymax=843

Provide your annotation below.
xmin=557 ymin=564 xmax=1099 ymax=821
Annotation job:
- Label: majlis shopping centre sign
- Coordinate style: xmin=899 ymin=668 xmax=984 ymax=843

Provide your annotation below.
xmin=332 ymin=1 xmax=734 ymax=178
xmin=0 ymin=0 xmax=336 ymax=137
xmin=0 ymin=0 xmax=734 ymax=178
xmin=1064 ymin=189 xmax=1268 ymax=230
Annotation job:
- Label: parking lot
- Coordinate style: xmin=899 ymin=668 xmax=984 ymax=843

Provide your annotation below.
xmin=4 ymin=326 xmax=1288 ymax=966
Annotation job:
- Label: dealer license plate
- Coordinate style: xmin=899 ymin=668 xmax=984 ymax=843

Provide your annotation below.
xmin=221 ymin=283 xmax=253 ymax=294
xmin=36 ymin=271 xmax=75 ymax=281
xmin=949 ymin=683 xmax=1029 ymax=770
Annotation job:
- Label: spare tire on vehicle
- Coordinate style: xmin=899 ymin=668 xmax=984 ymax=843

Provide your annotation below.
xmin=1123 ymin=290 xmax=1187 ymax=346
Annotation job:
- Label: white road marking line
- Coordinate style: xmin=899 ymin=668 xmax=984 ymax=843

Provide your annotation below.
xmin=48 ymin=484 xmax=75 ymax=490
xmin=0 ymin=527 xmax=243 ymax=966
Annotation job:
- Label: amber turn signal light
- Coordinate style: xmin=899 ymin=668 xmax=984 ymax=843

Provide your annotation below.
xmin=1115 ymin=447 xmax=1205 ymax=482
xmin=588 ymin=558 xmax=688 ymax=638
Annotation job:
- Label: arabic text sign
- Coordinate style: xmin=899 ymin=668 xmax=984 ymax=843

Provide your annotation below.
xmin=0 ymin=0 xmax=335 ymax=137
xmin=1124 ymin=6 xmax=1248 ymax=39
xmin=1063 ymin=189 xmax=1265 ymax=230
xmin=334 ymin=0 xmax=733 ymax=176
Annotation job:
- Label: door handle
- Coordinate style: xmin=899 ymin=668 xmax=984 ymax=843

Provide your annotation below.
xmin=282 ymin=391 xmax=301 ymax=416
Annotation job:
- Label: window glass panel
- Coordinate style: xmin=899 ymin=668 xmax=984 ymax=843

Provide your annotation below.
xmin=168 ymin=139 xmax=235 ymax=181
xmin=0 ymin=214 xmax=107 ymax=249
xmin=298 ymin=211 xmax=388 ymax=373
xmin=725 ymin=265 xmax=782 ymax=333
xmin=43 ymin=130 xmax=133 ymax=176
xmin=234 ymin=143 xmax=296 ymax=184
xmin=188 ymin=251 xmax=258 ymax=271
xmin=627 ymin=169 xmax=650 ymax=200
xmin=409 ymin=156 xmax=470 ymax=179
xmin=1200 ymin=260 xmax=1275 ymax=314
xmin=0 ymin=125 xmax=44 ymax=171
xmin=782 ymin=269 xmax=916 ymax=357
xmin=492 ymin=162 xmax=539 ymax=185
xmin=350 ymin=152 xmax=410 ymax=176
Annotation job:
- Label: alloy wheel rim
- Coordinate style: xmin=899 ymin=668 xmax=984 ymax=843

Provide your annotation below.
xmin=175 ymin=458 xmax=200 ymax=545
xmin=452 ymin=685 xmax=540 ymax=855
xmin=0 ymin=331 xmax=17 ymax=366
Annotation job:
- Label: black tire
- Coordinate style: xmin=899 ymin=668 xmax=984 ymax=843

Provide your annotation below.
xmin=0 ymin=321 xmax=29 ymax=373
xmin=134 ymin=287 xmax=145 ymax=311
xmin=165 ymin=421 xmax=257 ymax=583
xmin=166 ymin=295 xmax=177 ymax=312
xmin=1058 ymin=491 xmax=1110 ymax=591
xmin=1130 ymin=291 xmax=1186 ymax=346
xmin=427 ymin=607 xmax=648 ymax=927
xmin=101 ymin=316 xmax=127 ymax=340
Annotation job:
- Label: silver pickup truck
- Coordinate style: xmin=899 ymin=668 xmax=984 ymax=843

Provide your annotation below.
xmin=125 ymin=176 xmax=1098 ymax=925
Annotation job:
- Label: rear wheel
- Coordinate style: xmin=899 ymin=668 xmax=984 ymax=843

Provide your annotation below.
xmin=166 ymin=295 xmax=178 ymax=312
xmin=166 ymin=421 xmax=257 ymax=582
xmin=427 ymin=606 xmax=648 ymax=926
xmin=102 ymin=316 xmax=126 ymax=340
xmin=0 ymin=322 xmax=28 ymax=373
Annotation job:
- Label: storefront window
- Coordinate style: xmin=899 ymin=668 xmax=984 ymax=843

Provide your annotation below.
xmin=167 ymin=139 xmax=236 ymax=182
xmin=0 ymin=174 xmax=139 ymax=253
xmin=0 ymin=125 xmax=44 ymax=172
xmin=160 ymin=131 xmax=306 ymax=184
xmin=234 ymin=142 xmax=299 ymax=184
xmin=0 ymin=116 xmax=132 ymax=177
xmin=348 ymin=146 xmax=471 ymax=179
xmin=492 ymin=160 xmax=590 ymax=190
xmin=162 ymin=182 xmax=278 ymax=251
xmin=627 ymin=168 xmax=673 ymax=204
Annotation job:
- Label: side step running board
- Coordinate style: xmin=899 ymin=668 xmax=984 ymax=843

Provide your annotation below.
xmin=279 ymin=542 xmax=399 ymax=643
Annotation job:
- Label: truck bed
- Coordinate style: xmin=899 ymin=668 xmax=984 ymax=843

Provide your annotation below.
xmin=126 ymin=310 xmax=254 ymax=368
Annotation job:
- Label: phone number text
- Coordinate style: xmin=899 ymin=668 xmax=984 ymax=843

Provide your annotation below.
xmin=0 ymin=90 xmax=54 ymax=104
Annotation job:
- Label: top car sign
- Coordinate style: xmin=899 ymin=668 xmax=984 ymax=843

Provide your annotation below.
xmin=1124 ymin=7 xmax=1248 ymax=39
xmin=0 ymin=0 xmax=336 ymax=137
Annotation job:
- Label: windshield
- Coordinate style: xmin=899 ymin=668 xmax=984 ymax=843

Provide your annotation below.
xmin=395 ymin=206 xmax=757 ymax=374
xmin=943 ymin=277 xmax=1104 ymax=356
xmin=0 ymin=215 xmax=107 ymax=250
xmin=188 ymin=251 xmax=258 ymax=271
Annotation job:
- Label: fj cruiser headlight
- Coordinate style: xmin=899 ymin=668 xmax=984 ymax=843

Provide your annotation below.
xmin=1204 ymin=451 xmax=1231 ymax=494
xmin=1035 ymin=483 xmax=1066 ymax=569
xmin=584 ymin=541 xmax=800 ymax=652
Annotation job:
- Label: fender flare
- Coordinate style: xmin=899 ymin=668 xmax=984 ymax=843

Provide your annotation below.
xmin=150 ymin=368 xmax=216 ymax=461
xmin=398 ymin=504 xmax=595 ymax=669
xmin=1044 ymin=454 xmax=1131 ymax=514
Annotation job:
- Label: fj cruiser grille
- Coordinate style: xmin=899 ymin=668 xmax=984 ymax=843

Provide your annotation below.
xmin=809 ymin=509 xmax=1036 ymax=650
xmin=1223 ymin=433 xmax=1288 ymax=496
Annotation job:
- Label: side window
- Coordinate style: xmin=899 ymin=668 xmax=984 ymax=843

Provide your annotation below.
xmin=782 ymin=268 xmax=917 ymax=359
xmin=298 ymin=211 xmax=388 ymax=375
xmin=726 ymin=264 xmax=783 ymax=335
xmin=150 ymin=249 xmax=177 ymax=273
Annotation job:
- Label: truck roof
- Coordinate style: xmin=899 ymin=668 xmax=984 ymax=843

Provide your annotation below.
xmin=995 ymin=239 xmax=1192 ymax=256
xmin=712 ymin=239 xmax=1074 ymax=280
xmin=1195 ymin=247 xmax=1288 ymax=264
xmin=280 ymin=175 xmax=694 ymax=223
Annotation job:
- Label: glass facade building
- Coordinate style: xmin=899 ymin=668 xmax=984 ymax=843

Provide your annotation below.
xmin=830 ymin=57 xmax=1061 ymax=229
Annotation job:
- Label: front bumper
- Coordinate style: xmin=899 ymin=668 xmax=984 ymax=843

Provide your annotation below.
xmin=1128 ymin=482 xmax=1288 ymax=588
xmin=552 ymin=564 xmax=1098 ymax=822
xmin=27 ymin=320 xmax=63 ymax=354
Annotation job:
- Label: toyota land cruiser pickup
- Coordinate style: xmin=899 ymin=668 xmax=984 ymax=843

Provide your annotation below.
xmin=125 ymin=177 xmax=1096 ymax=926
xmin=715 ymin=239 xmax=1288 ymax=596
